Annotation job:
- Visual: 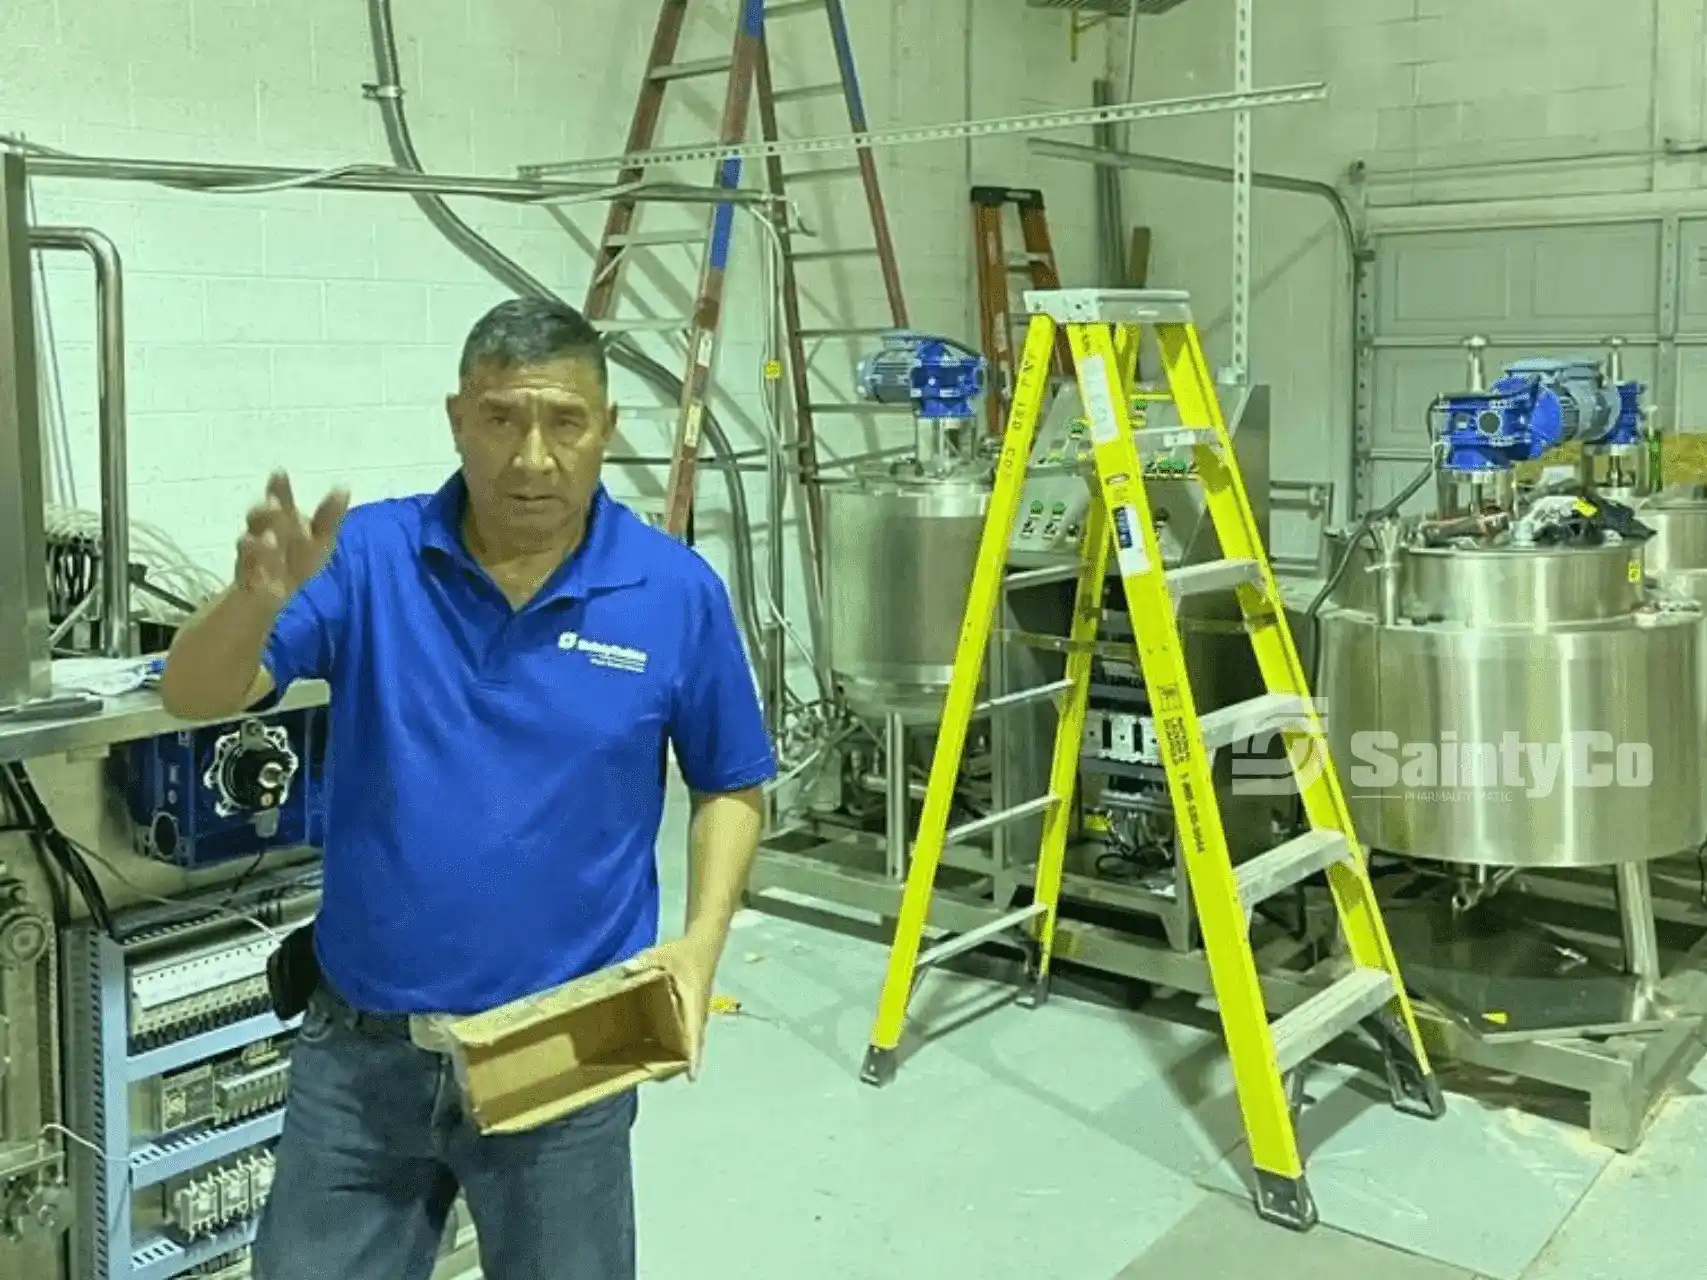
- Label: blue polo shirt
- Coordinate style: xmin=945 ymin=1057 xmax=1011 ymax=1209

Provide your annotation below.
xmin=262 ymin=476 xmax=777 ymax=1016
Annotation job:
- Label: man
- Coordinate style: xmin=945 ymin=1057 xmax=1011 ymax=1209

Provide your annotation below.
xmin=160 ymin=297 xmax=776 ymax=1280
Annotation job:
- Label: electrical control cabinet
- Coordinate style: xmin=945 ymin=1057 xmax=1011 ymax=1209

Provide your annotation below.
xmin=115 ymin=708 xmax=327 ymax=869
xmin=65 ymin=879 xmax=319 ymax=1280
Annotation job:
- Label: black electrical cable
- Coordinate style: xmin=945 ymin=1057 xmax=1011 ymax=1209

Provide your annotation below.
xmin=2 ymin=763 xmax=117 ymax=937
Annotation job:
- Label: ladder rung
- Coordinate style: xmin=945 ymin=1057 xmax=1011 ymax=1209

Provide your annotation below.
xmin=1007 ymin=253 xmax=1051 ymax=269
xmin=1197 ymin=693 xmax=1309 ymax=753
xmin=807 ymin=402 xmax=912 ymax=414
xmin=1165 ymin=558 xmax=1262 ymax=603
xmin=772 ymin=83 xmax=843 ymax=104
xmin=1271 ymin=968 xmax=1395 ymax=1074
xmin=945 ymin=795 xmax=1059 ymax=846
xmin=607 ymin=231 xmax=705 ymax=248
xmin=1134 ymin=426 xmax=1217 ymax=452
xmin=1024 ymin=287 xmax=1195 ymax=326
xmin=767 ymin=0 xmax=826 ymax=14
xmin=649 ymin=56 xmax=735 ymax=82
xmin=1005 ymin=564 xmax=1081 ymax=592
xmin=794 ymin=247 xmax=878 ymax=262
xmin=799 ymin=327 xmax=896 ymax=339
xmin=783 ymin=166 xmax=863 ymax=183
xmin=917 ymin=903 xmax=1047 ymax=973
xmin=1234 ymin=830 xmax=1351 ymax=911
xmin=972 ymin=678 xmax=1074 ymax=716
xmin=595 ymin=317 xmax=690 ymax=334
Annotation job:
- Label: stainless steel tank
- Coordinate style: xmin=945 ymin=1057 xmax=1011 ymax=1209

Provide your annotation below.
xmin=1637 ymin=487 xmax=1707 ymax=604
xmin=822 ymin=463 xmax=991 ymax=718
xmin=1315 ymin=538 xmax=1707 ymax=868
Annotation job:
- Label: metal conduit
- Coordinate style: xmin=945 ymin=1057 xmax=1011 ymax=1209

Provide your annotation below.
xmin=29 ymin=226 xmax=130 ymax=657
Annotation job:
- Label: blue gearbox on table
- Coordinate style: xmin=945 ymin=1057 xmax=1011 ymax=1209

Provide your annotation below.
xmin=117 ymin=707 xmax=328 ymax=868
xmin=1436 ymin=357 xmax=1645 ymax=474
xmin=855 ymin=331 xmax=987 ymax=423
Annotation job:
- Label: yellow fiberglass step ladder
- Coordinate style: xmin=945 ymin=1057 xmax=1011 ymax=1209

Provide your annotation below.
xmin=859 ymin=288 xmax=1445 ymax=1231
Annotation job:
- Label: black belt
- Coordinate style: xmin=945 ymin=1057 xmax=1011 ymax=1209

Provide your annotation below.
xmin=315 ymin=983 xmax=414 ymax=1040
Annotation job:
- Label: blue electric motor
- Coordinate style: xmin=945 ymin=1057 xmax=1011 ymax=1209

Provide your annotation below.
xmin=119 ymin=707 xmax=327 ymax=868
xmin=1436 ymin=357 xmax=1645 ymax=474
xmin=855 ymin=331 xmax=987 ymax=423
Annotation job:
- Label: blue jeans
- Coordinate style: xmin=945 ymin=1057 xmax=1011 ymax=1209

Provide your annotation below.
xmin=254 ymin=985 xmax=637 ymax=1280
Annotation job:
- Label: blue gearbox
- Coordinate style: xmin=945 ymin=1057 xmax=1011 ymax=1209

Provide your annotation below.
xmin=1437 ymin=357 xmax=1644 ymax=473
xmin=117 ymin=707 xmax=327 ymax=868
xmin=856 ymin=331 xmax=987 ymax=422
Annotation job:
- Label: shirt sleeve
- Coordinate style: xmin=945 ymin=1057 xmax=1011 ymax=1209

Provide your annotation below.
xmin=261 ymin=536 xmax=353 ymax=693
xmin=669 ymin=570 xmax=778 ymax=794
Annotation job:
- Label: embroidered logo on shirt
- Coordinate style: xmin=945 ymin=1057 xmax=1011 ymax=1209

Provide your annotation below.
xmin=557 ymin=630 xmax=649 ymax=674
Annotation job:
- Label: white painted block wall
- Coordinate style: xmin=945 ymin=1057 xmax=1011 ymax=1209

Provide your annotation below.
xmin=1060 ymin=0 xmax=1707 ymax=507
xmin=0 ymin=0 xmax=1108 ymax=648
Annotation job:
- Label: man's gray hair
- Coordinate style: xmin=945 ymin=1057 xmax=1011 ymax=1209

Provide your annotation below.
xmin=458 ymin=297 xmax=608 ymax=387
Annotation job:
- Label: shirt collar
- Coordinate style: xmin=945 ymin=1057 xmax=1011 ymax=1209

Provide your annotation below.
xmin=420 ymin=473 xmax=647 ymax=603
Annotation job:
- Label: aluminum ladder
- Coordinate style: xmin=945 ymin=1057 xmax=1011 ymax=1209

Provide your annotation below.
xmin=860 ymin=288 xmax=1445 ymax=1231
xmin=586 ymin=0 xmax=908 ymax=545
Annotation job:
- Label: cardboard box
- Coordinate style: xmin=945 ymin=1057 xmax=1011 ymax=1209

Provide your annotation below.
xmin=414 ymin=964 xmax=691 ymax=1135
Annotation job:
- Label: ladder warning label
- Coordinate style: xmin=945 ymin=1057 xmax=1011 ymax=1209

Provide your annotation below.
xmin=1112 ymin=505 xmax=1151 ymax=576
xmin=1078 ymin=355 xmax=1121 ymax=443
xmin=1163 ymin=716 xmax=1193 ymax=768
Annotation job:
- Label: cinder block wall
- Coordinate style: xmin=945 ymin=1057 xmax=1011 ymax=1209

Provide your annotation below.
xmin=0 ymin=0 xmax=1108 ymax=670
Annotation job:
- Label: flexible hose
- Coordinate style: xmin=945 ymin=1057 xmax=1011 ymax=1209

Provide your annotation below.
xmin=363 ymin=0 xmax=767 ymax=658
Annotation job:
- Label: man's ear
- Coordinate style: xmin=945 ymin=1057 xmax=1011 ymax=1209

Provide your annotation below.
xmin=444 ymin=393 xmax=460 ymax=439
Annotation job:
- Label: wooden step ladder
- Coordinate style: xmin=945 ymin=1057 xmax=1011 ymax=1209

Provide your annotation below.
xmin=860 ymin=288 xmax=1445 ymax=1231
xmin=971 ymin=186 xmax=1073 ymax=439
xmin=587 ymin=0 xmax=908 ymax=546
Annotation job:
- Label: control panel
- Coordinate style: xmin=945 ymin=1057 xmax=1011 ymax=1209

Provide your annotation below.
xmin=1008 ymin=385 xmax=1195 ymax=564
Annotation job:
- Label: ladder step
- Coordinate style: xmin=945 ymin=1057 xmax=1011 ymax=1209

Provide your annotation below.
xmin=783 ymin=166 xmax=863 ymax=183
xmin=945 ymin=795 xmax=1060 ymax=846
xmin=1197 ymin=693 xmax=1310 ymax=753
xmin=800 ymin=327 xmax=897 ymax=339
xmin=917 ymin=903 xmax=1047 ymax=973
xmin=595 ymin=317 xmax=691 ymax=334
xmin=607 ymin=231 xmax=706 ymax=248
xmin=767 ymin=0 xmax=826 ymax=13
xmin=772 ymin=83 xmax=843 ymax=104
xmin=1234 ymin=830 xmax=1351 ymax=911
xmin=1005 ymin=564 xmax=1082 ymax=592
xmin=972 ymin=677 xmax=1074 ymax=716
xmin=1165 ymin=558 xmax=1262 ymax=603
xmin=794 ymin=247 xmax=879 ymax=262
xmin=649 ymin=56 xmax=735 ymax=82
xmin=1134 ymin=425 xmax=1217 ymax=452
xmin=1025 ymin=287 xmax=1196 ymax=326
xmin=1271 ymin=967 xmax=1395 ymax=1074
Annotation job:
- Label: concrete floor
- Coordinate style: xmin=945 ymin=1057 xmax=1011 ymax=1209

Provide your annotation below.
xmin=641 ymin=792 xmax=1706 ymax=1279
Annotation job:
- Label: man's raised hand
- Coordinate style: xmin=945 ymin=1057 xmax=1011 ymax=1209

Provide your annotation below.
xmin=235 ymin=471 xmax=350 ymax=607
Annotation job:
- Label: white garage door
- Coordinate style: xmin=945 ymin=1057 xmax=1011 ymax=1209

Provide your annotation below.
xmin=1355 ymin=215 xmax=1707 ymax=515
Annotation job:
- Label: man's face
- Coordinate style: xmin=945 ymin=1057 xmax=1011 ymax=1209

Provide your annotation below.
xmin=446 ymin=355 xmax=616 ymax=545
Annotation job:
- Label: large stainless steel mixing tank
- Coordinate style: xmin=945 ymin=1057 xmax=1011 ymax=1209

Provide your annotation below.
xmin=821 ymin=463 xmax=990 ymax=719
xmin=1315 ymin=538 xmax=1707 ymax=868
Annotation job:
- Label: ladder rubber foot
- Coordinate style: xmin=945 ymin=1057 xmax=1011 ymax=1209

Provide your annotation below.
xmin=1020 ymin=971 xmax=1053 ymax=1010
xmin=1370 ymin=1014 xmax=1449 ymax=1121
xmin=860 ymin=1045 xmax=898 ymax=1088
xmin=1254 ymin=1170 xmax=1318 ymax=1233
